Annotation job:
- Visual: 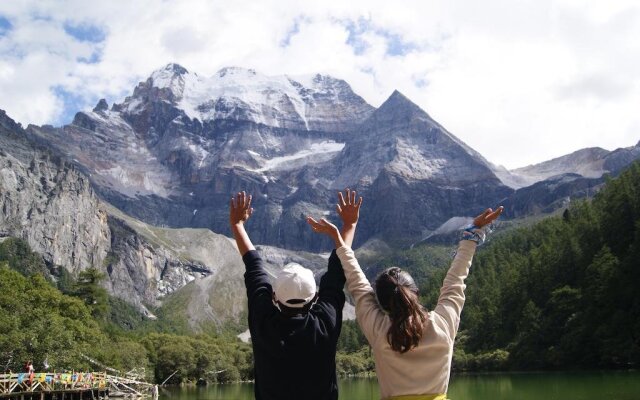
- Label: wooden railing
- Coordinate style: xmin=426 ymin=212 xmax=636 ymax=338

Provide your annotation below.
xmin=0 ymin=371 xmax=157 ymax=399
xmin=0 ymin=372 xmax=107 ymax=396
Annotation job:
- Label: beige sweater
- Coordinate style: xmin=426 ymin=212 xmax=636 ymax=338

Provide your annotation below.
xmin=336 ymin=240 xmax=477 ymax=399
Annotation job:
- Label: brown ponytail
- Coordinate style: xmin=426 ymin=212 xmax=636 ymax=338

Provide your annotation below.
xmin=375 ymin=267 xmax=427 ymax=353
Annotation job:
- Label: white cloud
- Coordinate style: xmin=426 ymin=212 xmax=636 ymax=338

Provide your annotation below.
xmin=0 ymin=0 xmax=638 ymax=168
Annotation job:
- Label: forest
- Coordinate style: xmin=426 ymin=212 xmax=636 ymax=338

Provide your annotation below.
xmin=1 ymin=162 xmax=638 ymax=383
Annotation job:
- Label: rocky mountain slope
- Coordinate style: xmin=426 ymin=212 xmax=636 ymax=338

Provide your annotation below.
xmin=329 ymin=91 xmax=511 ymax=243
xmin=1 ymin=109 xmax=353 ymax=327
xmin=26 ymin=64 xmax=515 ymax=249
xmin=1 ymin=110 xmax=111 ymax=275
xmin=496 ymin=142 xmax=640 ymax=216
xmin=26 ymin=64 xmax=640 ymax=249
xmin=106 ymin=202 xmax=355 ymax=329
xmin=500 ymin=144 xmax=640 ymax=189
xmin=1 ymin=111 xmax=222 ymax=316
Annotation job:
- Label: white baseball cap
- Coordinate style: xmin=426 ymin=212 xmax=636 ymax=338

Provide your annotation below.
xmin=273 ymin=263 xmax=317 ymax=308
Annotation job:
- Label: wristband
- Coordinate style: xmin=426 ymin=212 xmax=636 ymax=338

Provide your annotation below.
xmin=461 ymin=224 xmax=488 ymax=245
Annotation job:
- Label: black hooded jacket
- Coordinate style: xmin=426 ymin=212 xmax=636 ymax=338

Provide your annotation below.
xmin=243 ymin=249 xmax=346 ymax=400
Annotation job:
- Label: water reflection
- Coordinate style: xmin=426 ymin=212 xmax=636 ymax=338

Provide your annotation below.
xmin=159 ymin=370 xmax=640 ymax=400
xmin=449 ymin=370 xmax=640 ymax=400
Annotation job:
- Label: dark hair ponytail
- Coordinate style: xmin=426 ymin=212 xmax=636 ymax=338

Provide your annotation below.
xmin=375 ymin=267 xmax=427 ymax=353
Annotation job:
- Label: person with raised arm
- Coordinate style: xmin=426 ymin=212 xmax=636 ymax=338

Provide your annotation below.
xmin=308 ymin=190 xmax=503 ymax=400
xmin=229 ymin=191 xmax=351 ymax=400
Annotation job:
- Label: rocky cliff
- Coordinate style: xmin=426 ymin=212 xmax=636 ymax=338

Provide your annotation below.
xmin=0 ymin=110 xmax=111 ymax=274
xmin=0 ymin=110 xmax=221 ymax=318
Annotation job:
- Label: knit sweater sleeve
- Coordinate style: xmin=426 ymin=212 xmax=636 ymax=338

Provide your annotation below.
xmin=433 ymin=239 xmax=477 ymax=340
xmin=336 ymin=246 xmax=386 ymax=344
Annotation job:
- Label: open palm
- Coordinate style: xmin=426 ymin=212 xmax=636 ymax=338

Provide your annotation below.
xmin=230 ymin=191 xmax=253 ymax=225
xmin=336 ymin=188 xmax=363 ymax=225
xmin=473 ymin=206 xmax=504 ymax=228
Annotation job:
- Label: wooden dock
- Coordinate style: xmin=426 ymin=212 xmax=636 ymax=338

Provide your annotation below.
xmin=0 ymin=372 xmax=155 ymax=400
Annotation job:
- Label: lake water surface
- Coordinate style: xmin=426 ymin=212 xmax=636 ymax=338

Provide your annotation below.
xmin=160 ymin=370 xmax=640 ymax=400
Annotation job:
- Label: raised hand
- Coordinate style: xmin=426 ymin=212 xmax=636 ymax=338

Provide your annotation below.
xmin=473 ymin=206 xmax=504 ymax=228
xmin=230 ymin=191 xmax=254 ymax=226
xmin=336 ymin=188 xmax=363 ymax=226
xmin=307 ymin=216 xmax=345 ymax=249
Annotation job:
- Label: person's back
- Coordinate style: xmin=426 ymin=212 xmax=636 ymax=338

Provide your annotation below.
xmin=364 ymin=322 xmax=453 ymax=395
xmin=308 ymin=191 xmax=503 ymax=399
xmin=251 ymin=311 xmax=339 ymax=398
xmin=230 ymin=191 xmax=348 ymax=400
xmin=243 ymin=249 xmax=344 ymax=400
xmin=336 ymin=240 xmax=477 ymax=397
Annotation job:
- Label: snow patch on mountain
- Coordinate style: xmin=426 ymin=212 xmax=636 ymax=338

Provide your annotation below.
xmin=125 ymin=98 xmax=144 ymax=114
xmin=143 ymin=64 xmax=374 ymax=133
xmin=490 ymin=164 xmax=531 ymax=189
xmin=96 ymin=165 xmax=173 ymax=198
xmin=86 ymin=109 xmax=136 ymax=134
xmin=420 ymin=216 xmax=472 ymax=243
xmin=432 ymin=216 xmax=472 ymax=235
xmin=251 ymin=141 xmax=345 ymax=172
xmin=187 ymin=143 xmax=210 ymax=168
xmin=151 ymin=66 xmax=313 ymax=127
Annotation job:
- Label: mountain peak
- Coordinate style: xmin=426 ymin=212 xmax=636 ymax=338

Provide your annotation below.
xmin=148 ymin=63 xmax=191 ymax=98
xmin=390 ymin=89 xmax=407 ymax=99
xmin=160 ymin=63 xmax=189 ymax=76
xmin=371 ymin=89 xmax=431 ymax=125
xmin=379 ymin=90 xmax=421 ymax=111
xmin=0 ymin=109 xmax=23 ymax=132
xmin=93 ymin=99 xmax=109 ymax=112
xmin=150 ymin=63 xmax=190 ymax=81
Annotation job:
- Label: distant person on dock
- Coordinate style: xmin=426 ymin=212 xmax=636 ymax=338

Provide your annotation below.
xmin=24 ymin=360 xmax=34 ymax=374
xmin=24 ymin=360 xmax=34 ymax=384
xmin=229 ymin=191 xmax=349 ymax=400
xmin=308 ymin=192 xmax=503 ymax=400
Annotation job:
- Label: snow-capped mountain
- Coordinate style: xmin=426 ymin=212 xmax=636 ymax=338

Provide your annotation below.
xmin=25 ymin=63 xmax=640 ymax=250
xmin=138 ymin=64 xmax=374 ymax=132
xmin=31 ymin=64 xmax=373 ymax=200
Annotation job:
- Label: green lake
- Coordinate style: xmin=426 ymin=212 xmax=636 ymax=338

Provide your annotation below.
xmin=159 ymin=370 xmax=640 ymax=399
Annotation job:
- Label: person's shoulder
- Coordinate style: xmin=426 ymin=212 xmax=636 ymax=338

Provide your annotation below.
xmin=309 ymin=304 xmax=342 ymax=328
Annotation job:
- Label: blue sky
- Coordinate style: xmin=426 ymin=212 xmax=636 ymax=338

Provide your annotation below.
xmin=0 ymin=0 xmax=639 ymax=169
xmin=0 ymin=16 xmax=11 ymax=35
xmin=63 ymin=22 xmax=106 ymax=43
